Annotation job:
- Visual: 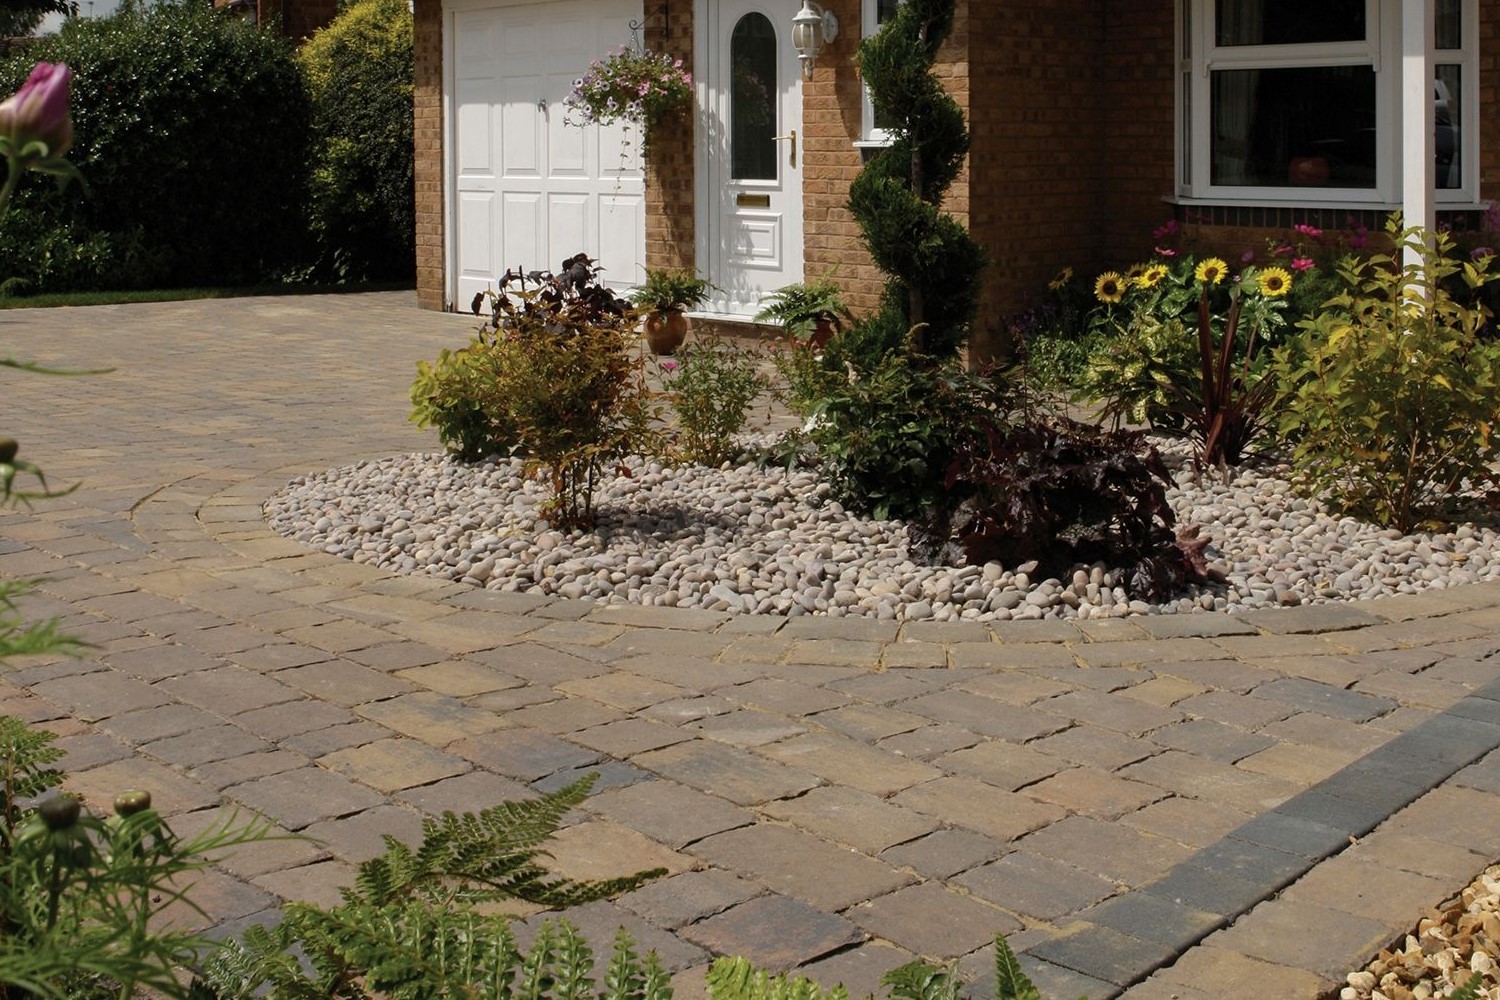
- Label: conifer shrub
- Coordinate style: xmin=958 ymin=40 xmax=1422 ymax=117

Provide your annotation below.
xmin=298 ymin=0 xmax=414 ymax=282
xmin=0 ymin=2 xmax=312 ymax=293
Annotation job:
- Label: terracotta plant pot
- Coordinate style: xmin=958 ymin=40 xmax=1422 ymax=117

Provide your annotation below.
xmin=1287 ymin=156 xmax=1330 ymax=186
xmin=644 ymin=309 xmax=689 ymax=355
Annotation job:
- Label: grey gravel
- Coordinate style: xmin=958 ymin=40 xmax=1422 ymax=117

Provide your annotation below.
xmin=264 ymin=440 xmax=1500 ymax=622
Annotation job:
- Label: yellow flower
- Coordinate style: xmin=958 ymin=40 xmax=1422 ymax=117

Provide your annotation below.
xmin=1258 ymin=266 xmax=1293 ymax=297
xmin=1094 ymin=271 xmax=1126 ymax=304
xmin=1195 ymin=257 xmax=1229 ymax=285
xmin=1123 ymin=262 xmax=1147 ymax=281
xmin=1048 ymin=266 xmax=1073 ymax=291
xmin=1138 ymin=264 xmax=1169 ymax=289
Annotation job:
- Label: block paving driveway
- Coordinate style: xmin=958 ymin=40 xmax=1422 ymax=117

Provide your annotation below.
xmin=3 ymin=293 xmax=1500 ymax=998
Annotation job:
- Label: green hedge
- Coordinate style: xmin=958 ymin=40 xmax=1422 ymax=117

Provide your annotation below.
xmin=299 ymin=0 xmax=414 ymax=282
xmin=0 ymin=1 xmax=312 ymax=294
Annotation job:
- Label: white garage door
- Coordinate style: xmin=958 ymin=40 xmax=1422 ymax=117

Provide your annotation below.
xmin=451 ymin=0 xmax=646 ymax=307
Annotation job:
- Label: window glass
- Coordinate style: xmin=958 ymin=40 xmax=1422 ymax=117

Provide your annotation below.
xmin=1210 ymin=65 xmax=1376 ymax=187
xmin=1214 ymin=0 xmax=1366 ymax=46
xmin=868 ymin=0 xmax=901 ymax=135
xmin=1436 ymin=0 xmax=1462 ymax=49
xmin=1436 ymin=65 xmax=1461 ymax=189
xmin=730 ymin=13 xmax=777 ymax=181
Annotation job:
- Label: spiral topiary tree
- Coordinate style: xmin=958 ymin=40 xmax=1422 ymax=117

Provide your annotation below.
xmin=848 ymin=0 xmax=985 ymax=360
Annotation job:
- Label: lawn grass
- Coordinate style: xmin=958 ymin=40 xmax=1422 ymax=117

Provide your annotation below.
xmin=0 ymin=281 xmax=415 ymax=309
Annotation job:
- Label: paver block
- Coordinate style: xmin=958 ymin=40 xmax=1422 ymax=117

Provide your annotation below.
xmin=938 ymin=741 xmax=1070 ymax=791
xmin=1120 ymin=752 xmax=1298 ymax=815
xmin=159 ymin=667 xmax=300 ymax=715
xmin=726 ymin=677 xmax=852 ymax=717
xmin=234 ymin=700 xmax=360 ymax=739
xmin=143 ymin=724 xmax=275 ymax=767
xmin=762 ymin=786 xmax=940 ymax=854
xmin=956 ymin=852 xmax=1119 ymax=921
xmin=1019 ymin=815 xmax=1192 ymax=886
xmin=895 ymin=776 xmax=1065 ymax=842
xmin=757 ymin=732 xmax=940 ymax=796
xmin=1345 ymin=830 xmax=1490 ymax=883
xmin=1139 ymin=863 xmax=1267 ymax=918
xmin=449 ymin=728 xmax=602 ymax=781
xmin=1038 ymin=690 xmax=1185 ymax=737
xmin=829 ymin=671 xmax=949 ymax=705
xmin=1025 ymin=921 xmax=1177 ymax=988
xmin=691 ymin=710 xmax=807 ymax=747
xmin=849 ymin=882 xmax=1019 ymax=958
xmin=31 ymin=672 xmax=174 ymax=721
xmin=881 ymin=829 xmax=1004 ymax=879
xmin=1225 ymin=811 xmax=1350 ymax=862
xmin=303 ymin=804 xmax=428 ymax=862
xmin=797 ymin=943 xmax=919 ymax=1000
xmin=633 ymin=740 xmax=819 ymax=806
xmin=533 ymin=760 xmax=652 ymax=794
xmin=876 ymin=724 xmax=983 ymax=760
xmin=356 ymin=692 xmax=507 ymax=745
xmin=545 ymin=819 xmax=693 ymax=881
xmin=473 ymin=644 xmax=612 ymax=685
xmin=282 ymin=721 xmax=392 ymax=758
xmin=320 ymin=738 xmax=472 ymax=793
xmin=153 ymin=868 xmax=281 ymax=933
xmin=1253 ymin=677 xmax=1397 ymax=722
xmin=1023 ymin=767 xmax=1167 ymax=819
xmin=590 ymin=780 xmax=754 ymax=849
xmin=54 ymin=731 xmax=132 ymax=771
xmin=950 ymin=640 xmax=1076 ymax=671
xmin=618 ymin=869 xmax=762 ymax=928
xmin=1029 ymin=725 xmax=1159 ymax=770
xmin=282 ymin=619 xmax=396 ymax=653
xmin=810 ymin=704 xmax=924 ymax=743
xmin=276 ymin=659 xmax=416 ymax=706
xmin=101 ymin=704 xmax=222 ymax=745
xmin=1131 ymin=945 xmax=1332 ymax=999
xmin=1272 ymin=789 xmax=1392 ymax=839
xmin=506 ymin=697 xmax=625 ymax=733
xmin=231 ymin=643 xmax=335 ymax=672
xmin=192 ymin=749 xmax=309 ymax=790
xmin=689 ymin=824 xmax=912 ymax=911
xmin=681 ymin=895 xmax=864 ymax=971
xmin=1082 ymin=891 xmax=1224 ymax=952
xmin=253 ymin=859 xmax=359 ymax=909
xmin=396 ymin=770 xmax=537 ymax=816
xmin=65 ymin=757 xmax=219 ymax=815
xmin=1171 ymin=690 xmax=1295 ymax=730
xmin=105 ymin=644 xmax=225 ymax=681
xmin=1279 ymin=856 xmax=1451 ymax=928
xmin=953 ymin=671 xmax=1077 ymax=705
xmin=1150 ymin=719 xmax=1276 ymax=763
xmin=227 ymin=766 xmax=387 ymax=830
xmin=515 ymin=900 xmax=707 ymax=973
xmin=1070 ymin=638 xmax=1223 ymax=668
xmin=1188 ymin=837 xmax=1309 ymax=892
xmin=1382 ymin=785 xmax=1500 ymax=856
xmin=1208 ymin=898 xmax=1395 ymax=979
xmin=1234 ymin=603 xmax=1385 ymax=634
xmin=557 ymin=671 xmax=694 ymax=711
xmin=1236 ymin=741 xmax=1357 ymax=785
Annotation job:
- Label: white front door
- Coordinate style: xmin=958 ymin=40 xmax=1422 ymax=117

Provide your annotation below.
xmin=699 ymin=0 xmax=805 ymax=317
xmin=449 ymin=0 xmax=645 ymax=308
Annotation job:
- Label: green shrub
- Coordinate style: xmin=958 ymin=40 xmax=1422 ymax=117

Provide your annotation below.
xmin=1274 ymin=221 xmax=1500 ymax=531
xmin=661 ymin=339 xmax=767 ymax=467
xmin=413 ymin=267 xmax=655 ymax=528
xmin=298 ymin=0 xmax=414 ymax=282
xmin=0 ymin=2 xmax=312 ymax=293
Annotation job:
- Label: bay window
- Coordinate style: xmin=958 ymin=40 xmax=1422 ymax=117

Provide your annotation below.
xmin=1178 ymin=0 xmax=1477 ymax=204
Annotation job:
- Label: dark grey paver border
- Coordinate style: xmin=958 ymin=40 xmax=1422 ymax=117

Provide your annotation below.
xmin=1021 ymin=661 xmax=1500 ymax=995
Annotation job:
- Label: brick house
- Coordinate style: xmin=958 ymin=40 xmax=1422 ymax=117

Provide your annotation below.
xmin=410 ymin=1 xmax=1496 ymax=362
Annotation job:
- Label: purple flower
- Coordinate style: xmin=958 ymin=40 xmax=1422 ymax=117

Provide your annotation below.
xmin=1472 ymin=246 xmax=1495 ymax=261
xmin=1151 ymin=219 xmax=1179 ymax=240
xmin=659 ymin=359 xmax=679 ymax=372
xmin=1293 ymin=223 xmax=1323 ymax=239
xmin=0 ymin=61 xmax=73 ymax=158
xmin=1240 ymin=249 xmax=1256 ymax=265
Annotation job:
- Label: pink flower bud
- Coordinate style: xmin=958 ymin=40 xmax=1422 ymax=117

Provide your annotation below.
xmin=0 ymin=62 xmax=73 ymax=158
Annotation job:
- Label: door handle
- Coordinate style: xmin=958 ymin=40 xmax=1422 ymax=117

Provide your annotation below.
xmin=773 ymin=129 xmax=797 ymax=168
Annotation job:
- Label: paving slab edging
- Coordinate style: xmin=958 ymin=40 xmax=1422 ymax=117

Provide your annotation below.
xmin=1017 ymin=660 xmax=1500 ymax=996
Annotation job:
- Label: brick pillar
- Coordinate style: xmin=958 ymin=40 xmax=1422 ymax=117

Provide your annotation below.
xmin=413 ymin=0 xmax=445 ymax=310
xmin=644 ymin=0 xmax=696 ymax=272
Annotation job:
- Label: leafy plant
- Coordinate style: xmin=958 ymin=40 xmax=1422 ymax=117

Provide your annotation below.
xmin=752 ymin=277 xmax=853 ymax=344
xmin=941 ymin=417 xmax=1198 ymax=601
xmin=1274 ymin=220 xmax=1500 ymax=531
xmin=661 ymin=339 xmax=767 ymax=467
xmin=0 ymin=718 xmax=274 ymax=1000
xmin=630 ymin=268 xmax=712 ymax=313
xmin=417 ymin=258 xmax=656 ymax=528
xmin=849 ymin=0 xmax=984 ymax=359
xmin=297 ymin=0 xmax=414 ymax=282
xmin=1074 ymin=315 xmax=1195 ymax=429
xmin=705 ymin=935 xmax=1069 ymax=1000
xmin=195 ymin=773 xmax=668 ymax=1000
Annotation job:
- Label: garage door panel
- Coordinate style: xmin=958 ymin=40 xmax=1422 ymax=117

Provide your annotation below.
xmin=451 ymin=0 xmax=645 ymax=307
xmin=502 ymin=192 xmax=544 ymax=269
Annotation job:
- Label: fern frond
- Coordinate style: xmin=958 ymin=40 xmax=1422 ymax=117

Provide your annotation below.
xmin=517 ymin=921 xmax=557 ymax=1000
xmin=993 ymin=935 xmax=1042 ymax=1000
xmin=881 ymin=960 xmax=959 ymax=1000
xmin=640 ymin=951 xmax=672 ymax=1000
xmin=706 ymin=956 xmax=846 ymax=1000
xmin=553 ymin=921 xmax=596 ymax=1000
xmin=603 ymin=929 xmax=645 ymax=1000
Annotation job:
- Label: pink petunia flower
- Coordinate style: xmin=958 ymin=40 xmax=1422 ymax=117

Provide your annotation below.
xmin=1154 ymin=246 xmax=1178 ymax=258
xmin=1290 ymin=257 xmax=1315 ymax=271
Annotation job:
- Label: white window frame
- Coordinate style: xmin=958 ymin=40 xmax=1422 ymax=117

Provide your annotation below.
xmin=858 ymin=0 xmax=898 ymax=147
xmin=1176 ymin=0 xmax=1479 ymax=206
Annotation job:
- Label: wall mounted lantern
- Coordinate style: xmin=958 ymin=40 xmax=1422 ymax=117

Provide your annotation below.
xmin=791 ymin=0 xmax=839 ymax=78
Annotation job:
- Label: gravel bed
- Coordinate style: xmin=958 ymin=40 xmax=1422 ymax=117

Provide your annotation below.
xmin=264 ymin=438 xmax=1500 ymax=621
xmin=1342 ymin=863 xmax=1500 ymax=999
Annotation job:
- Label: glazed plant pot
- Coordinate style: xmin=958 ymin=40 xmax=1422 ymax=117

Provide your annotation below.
xmin=644 ymin=308 xmax=689 ymax=355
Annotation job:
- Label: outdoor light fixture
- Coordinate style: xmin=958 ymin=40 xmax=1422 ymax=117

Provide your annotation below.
xmin=791 ymin=0 xmax=839 ymax=78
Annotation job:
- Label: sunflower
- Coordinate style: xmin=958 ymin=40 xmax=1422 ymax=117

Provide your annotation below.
xmin=1138 ymin=264 xmax=1169 ymax=289
xmin=1195 ymin=257 xmax=1229 ymax=285
xmin=1094 ymin=271 xmax=1126 ymax=304
xmin=1257 ymin=266 xmax=1293 ymax=297
xmin=1048 ymin=266 xmax=1074 ymax=291
xmin=1123 ymin=262 xmax=1147 ymax=281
